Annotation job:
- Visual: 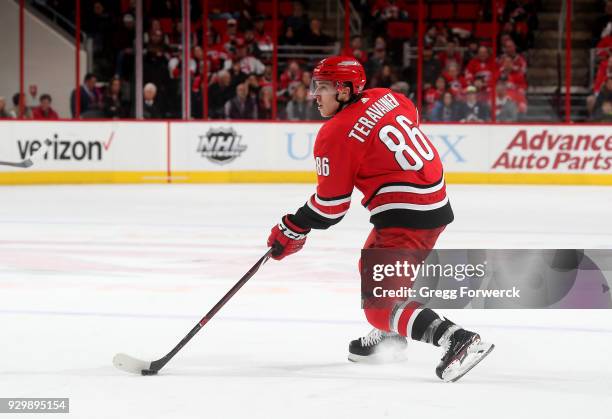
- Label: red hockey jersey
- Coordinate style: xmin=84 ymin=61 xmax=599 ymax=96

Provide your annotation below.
xmin=291 ymin=88 xmax=454 ymax=231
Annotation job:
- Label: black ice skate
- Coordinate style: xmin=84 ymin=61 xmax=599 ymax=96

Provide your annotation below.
xmin=435 ymin=326 xmax=494 ymax=382
xmin=348 ymin=328 xmax=408 ymax=363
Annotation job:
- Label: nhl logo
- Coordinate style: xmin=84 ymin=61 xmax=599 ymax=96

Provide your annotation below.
xmin=197 ymin=127 xmax=247 ymax=165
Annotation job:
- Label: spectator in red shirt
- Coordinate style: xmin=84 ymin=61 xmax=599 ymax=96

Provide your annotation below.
xmin=594 ymin=56 xmax=612 ymax=93
xmin=465 ymin=46 xmax=495 ymax=84
xmin=503 ymin=84 xmax=527 ymax=114
xmin=437 ymin=39 xmax=463 ymax=72
xmin=472 ymin=75 xmax=492 ymax=103
xmin=221 ymin=18 xmax=242 ymax=52
xmin=350 ymin=35 xmax=368 ymax=65
xmin=442 ymin=62 xmax=467 ymax=96
xmin=206 ymin=32 xmax=231 ymax=73
xmin=596 ymin=35 xmax=612 ymax=60
xmin=592 ymin=0 xmax=612 ymax=46
xmin=496 ymin=55 xmax=527 ymax=93
xmin=170 ymin=46 xmax=204 ymax=80
xmin=423 ymin=76 xmax=446 ymax=118
xmin=498 ymin=38 xmax=527 ymax=74
xmin=253 ymin=16 xmax=273 ymax=53
xmin=424 ymin=76 xmax=446 ymax=117
xmin=280 ymin=60 xmax=303 ymax=90
xmin=32 ymin=94 xmax=59 ymax=120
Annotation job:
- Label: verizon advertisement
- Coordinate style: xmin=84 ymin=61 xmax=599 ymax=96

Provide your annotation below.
xmin=0 ymin=121 xmax=167 ymax=172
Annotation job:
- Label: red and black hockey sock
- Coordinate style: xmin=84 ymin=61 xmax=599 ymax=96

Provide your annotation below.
xmin=364 ymin=306 xmax=456 ymax=347
xmin=409 ymin=308 xmax=456 ymax=346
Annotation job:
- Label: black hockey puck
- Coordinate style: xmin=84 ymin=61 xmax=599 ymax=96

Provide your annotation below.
xmin=141 ymin=369 xmax=158 ymax=376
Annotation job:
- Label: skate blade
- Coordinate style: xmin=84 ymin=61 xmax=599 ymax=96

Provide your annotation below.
xmin=441 ymin=340 xmax=495 ymax=383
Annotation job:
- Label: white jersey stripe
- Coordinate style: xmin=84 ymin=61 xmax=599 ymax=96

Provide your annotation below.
xmin=391 ymin=302 xmax=421 ymax=335
xmin=314 ymin=194 xmax=352 ymax=207
xmin=376 ymin=180 xmax=445 ymax=196
xmin=307 ymin=199 xmax=349 ymax=219
xmin=405 ymin=307 xmax=423 ymax=337
xmin=369 ymin=196 xmax=449 ymax=215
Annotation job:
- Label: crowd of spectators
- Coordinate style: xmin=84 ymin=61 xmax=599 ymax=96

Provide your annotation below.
xmin=15 ymin=0 xmax=603 ymax=123
xmin=587 ymin=0 xmax=612 ymax=121
xmin=350 ymin=0 xmax=536 ymax=122
xmin=23 ymin=0 xmax=337 ymax=120
xmin=0 ymin=89 xmax=59 ymax=120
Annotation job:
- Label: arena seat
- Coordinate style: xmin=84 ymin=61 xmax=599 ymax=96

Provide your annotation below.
xmin=429 ymin=3 xmax=454 ymax=20
xmin=474 ymin=22 xmax=494 ymax=40
xmin=387 ymin=21 xmax=415 ymax=39
xmin=279 ymin=2 xmax=293 ymax=17
xmin=159 ymin=18 xmax=174 ymax=34
xmin=210 ymin=19 xmax=228 ymax=36
xmin=456 ymin=3 xmax=481 ymax=20
xmin=208 ymin=0 xmax=228 ymax=12
xmin=404 ymin=3 xmax=420 ymax=19
xmin=263 ymin=19 xmax=283 ymax=34
xmin=256 ymin=2 xmax=274 ymax=16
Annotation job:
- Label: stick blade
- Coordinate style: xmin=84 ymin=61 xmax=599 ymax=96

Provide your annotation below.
xmin=113 ymin=353 xmax=153 ymax=375
xmin=22 ymin=159 xmax=33 ymax=168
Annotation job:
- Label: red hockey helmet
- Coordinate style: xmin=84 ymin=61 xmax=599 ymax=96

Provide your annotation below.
xmin=310 ymin=56 xmax=367 ymax=97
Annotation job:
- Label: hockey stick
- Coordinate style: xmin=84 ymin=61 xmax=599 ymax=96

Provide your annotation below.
xmin=0 ymin=160 xmax=33 ymax=168
xmin=0 ymin=139 xmax=52 ymax=168
xmin=113 ymin=248 xmax=274 ymax=375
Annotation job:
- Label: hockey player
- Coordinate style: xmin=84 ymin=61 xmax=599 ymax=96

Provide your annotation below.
xmin=266 ymin=56 xmax=494 ymax=382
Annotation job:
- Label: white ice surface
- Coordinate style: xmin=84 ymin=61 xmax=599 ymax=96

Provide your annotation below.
xmin=0 ymin=184 xmax=611 ymax=419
